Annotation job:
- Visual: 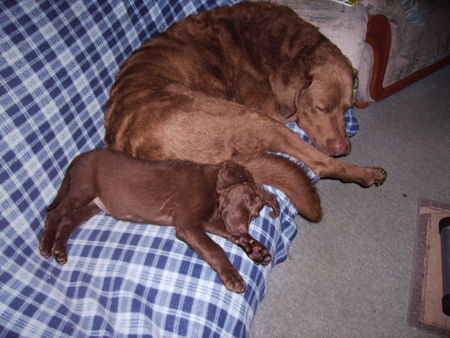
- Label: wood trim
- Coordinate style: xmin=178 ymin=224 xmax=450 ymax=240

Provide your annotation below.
xmin=365 ymin=15 xmax=391 ymax=101
xmin=365 ymin=14 xmax=450 ymax=101
xmin=354 ymin=100 xmax=369 ymax=108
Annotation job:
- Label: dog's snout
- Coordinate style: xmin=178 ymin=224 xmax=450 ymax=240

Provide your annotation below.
xmin=238 ymin=224 xmax=248 ymax=234
xmin=326 ymin=138 xmax=350 ymax=157
xmin=227 ymin=224 xmax=248 ymax=235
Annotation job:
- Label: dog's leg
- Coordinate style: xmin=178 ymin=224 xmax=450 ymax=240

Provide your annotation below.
xmin=203 ymin=221 xmax=272 ymax=265
xmin=247 ymin=117 xmax=387 ymax=187
xmin=232 ymin=119 xmax=387 ymax=186
xmin=40 ymin=170 xmax=73 ymax=258
xmin=51 ymin=201 xmax=100 ymax=264
xmin=176 ymin=224 xmax=246 ymax=293
xmin=40 ymin=201 xmax=100 ymax=264
xmin=39 ymin=210 xmax=62 ymax=259
xmin=154 ymin=108 xmax=387 ymax=187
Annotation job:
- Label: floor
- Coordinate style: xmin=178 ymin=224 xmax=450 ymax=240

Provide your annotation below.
xmin=251 ymin=65 xmax=450 ymax=337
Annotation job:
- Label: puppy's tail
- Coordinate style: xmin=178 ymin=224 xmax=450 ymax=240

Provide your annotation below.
xmin=234 ymin=153 xmax=322 ymax=222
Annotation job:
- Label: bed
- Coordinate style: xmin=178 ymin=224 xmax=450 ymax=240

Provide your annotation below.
xmin=0 ymin=1 xmax=359 ymax=336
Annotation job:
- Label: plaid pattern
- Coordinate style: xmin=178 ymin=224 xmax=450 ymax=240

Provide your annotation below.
xmin=0 ymin=1 xmax=359 ymax=336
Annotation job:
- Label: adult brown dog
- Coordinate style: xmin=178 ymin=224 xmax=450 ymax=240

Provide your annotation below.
xmin=39 ymin=149 xmax=321 ymax=292
xmin=105 ymin=2 xmax=387 ymax=189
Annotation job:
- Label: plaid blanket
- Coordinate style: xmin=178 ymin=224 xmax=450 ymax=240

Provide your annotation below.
xmin=0 ymin=1 xmax=359 ymax=336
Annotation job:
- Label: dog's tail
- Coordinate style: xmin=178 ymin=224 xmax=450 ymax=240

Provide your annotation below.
xmin=234 ymin=153 xmax=322 ymax=222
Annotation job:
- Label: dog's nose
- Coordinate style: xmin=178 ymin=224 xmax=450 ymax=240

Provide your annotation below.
xmin=238 ymin=224 xmax=248 ymax=234
xmin=326 ymin=138 xmax=350 ymax=157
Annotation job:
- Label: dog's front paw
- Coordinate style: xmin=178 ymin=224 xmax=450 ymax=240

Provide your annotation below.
xmin=236 ymin=235 xmax=272 ymax=265
xmin=219 ymin=268 xmax=247 ymax=293
xmin=249 ymin=243 xmax=272 ymax=265
xmin=359 ymin=167 xmax=387 ymax=187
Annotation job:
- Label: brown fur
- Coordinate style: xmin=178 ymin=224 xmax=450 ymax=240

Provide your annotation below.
xmin=39 ymin=149 xmax=320 ymax=292
xmin=105 ymin=2 xmax=387 ymax=188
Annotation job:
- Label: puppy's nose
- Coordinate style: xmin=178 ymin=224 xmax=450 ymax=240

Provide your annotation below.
xmin=326 ymin=138 xmax=350 ymax=157
xmin=238 ymin=224 xmax=248 ymax=234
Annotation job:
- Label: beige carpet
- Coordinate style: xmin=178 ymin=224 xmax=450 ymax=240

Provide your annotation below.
xmin=251 ymin=65 xmax=450 ymax=337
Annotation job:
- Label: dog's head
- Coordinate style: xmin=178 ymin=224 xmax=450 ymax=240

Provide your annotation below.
xmin=269 ymin=45 xmax=355 ymax=157
xmin=216 ymin=161 xmax=280 ymax=235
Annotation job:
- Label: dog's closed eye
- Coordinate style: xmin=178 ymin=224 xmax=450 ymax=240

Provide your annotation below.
xmin=242 ymin=193 xmax=257 ymax=205
xmin=316 ymin=105 xmax=331 ymax=113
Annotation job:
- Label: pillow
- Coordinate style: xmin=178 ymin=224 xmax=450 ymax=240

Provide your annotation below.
xmin=262 ymin=0 xmax=368 ymax=70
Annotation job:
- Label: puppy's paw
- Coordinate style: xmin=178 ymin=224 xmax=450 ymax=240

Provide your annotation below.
xmin=52 ymin=245 xmax=68 ymax=264
xmin=39 ymin=230 xmax=57 ymax=259
xmin=40 ymin=231 xmax=69 ymax=264
xmin=219 ymin=268 xmax=247 ymax=293
xmin=235 ymin=235 xmax=272 ymax=265
xmin=249 ymin=244 xmax=272 ymax=265
xmin=39 ymin=239 xmax=53 ymax=259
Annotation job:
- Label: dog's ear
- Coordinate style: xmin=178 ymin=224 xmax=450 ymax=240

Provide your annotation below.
xmin=352 ymin=69 xmax=359 ymax=105
xmin=258 ymin=187 xmax=280 ymax=219
xmin=217 ymin=161 xmax=255 ymax=193
xmin=269 ymin=59 xmax=312 ymax=119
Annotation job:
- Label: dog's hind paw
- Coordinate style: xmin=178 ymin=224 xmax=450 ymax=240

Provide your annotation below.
xmin=52 ymin=246 xmax=68 ymax=264
xmin=39 ymin=235 xmax=69 ymax=264
xmin=39 ymin=241 xmax=52 ymax=259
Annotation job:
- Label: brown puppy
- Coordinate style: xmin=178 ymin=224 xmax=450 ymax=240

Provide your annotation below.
xmin=39 ymin=149 xmax=321 ymax=292
xmin=105 ymin=2 xmax=387 ymax=188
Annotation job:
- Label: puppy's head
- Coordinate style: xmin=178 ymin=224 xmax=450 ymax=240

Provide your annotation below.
xmin=270 ymin=45 xmax=355 ymax=157
xmin=217 ymin=162 xmax=280 ymax=235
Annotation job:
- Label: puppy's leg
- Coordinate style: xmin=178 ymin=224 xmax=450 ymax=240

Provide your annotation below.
xmin=204 ymin=221 xmax=272 ymax=265
xmin=40 ymin=210 xmax=62 ymax=259
xmin=176 ymin=224 xmax=246 ymax=293
xmin=40 ymin=200 xmax=100 ymax=263
xmin=40 ymin=170 xmax=73 ymax=258
xmin=50 ymin=201 xmax=100 ymax=264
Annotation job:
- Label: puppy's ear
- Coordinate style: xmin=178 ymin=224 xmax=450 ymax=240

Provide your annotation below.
xmin=258 ymin=187 xmax=280 ymax=219
xmin=269 ymin=59 xmax=312 ymax=120
xmin=217 ymin=161 xmax=254 ymax=193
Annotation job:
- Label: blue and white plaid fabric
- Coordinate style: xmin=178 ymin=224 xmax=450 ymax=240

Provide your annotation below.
xmin=0 ymin=1 xmax=359 ymax=336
